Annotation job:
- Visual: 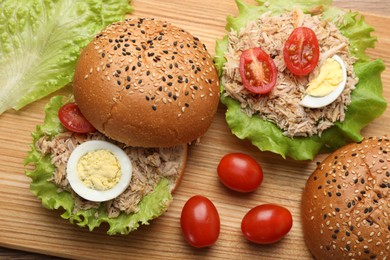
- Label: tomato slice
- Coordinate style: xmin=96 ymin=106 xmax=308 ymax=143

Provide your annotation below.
xmin=58 ymin=103 xmax=96 ymax=133
xmin=283 ymin=27 xmax=320 ymax=76
xmin=239 ymin=47 xmax=277 ymax=94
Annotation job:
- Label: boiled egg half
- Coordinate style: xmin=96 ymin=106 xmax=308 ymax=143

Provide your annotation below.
xmin=300 ymin=55 xmax=347 ymax=108
xmin=66 ymin=140 xmax=132 ymax=202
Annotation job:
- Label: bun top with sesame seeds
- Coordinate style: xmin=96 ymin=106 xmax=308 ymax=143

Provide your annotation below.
xmin=72 ymin=18 xmax=220 ymax=147
xmin=301 ymin=136 xmax=390 ymax=260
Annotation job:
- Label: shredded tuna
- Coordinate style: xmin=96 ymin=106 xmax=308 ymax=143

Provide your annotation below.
xmin=222 ymin=9 xmax=359 ymax=137
xmin=36 ymin=131 xmax=185 ymax=218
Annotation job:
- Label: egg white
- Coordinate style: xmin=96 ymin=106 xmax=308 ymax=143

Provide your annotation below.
xmin=300 ymin=55 xmax=347 ymax=109
xmin=66 ymin=140 xmax=132 ymax=202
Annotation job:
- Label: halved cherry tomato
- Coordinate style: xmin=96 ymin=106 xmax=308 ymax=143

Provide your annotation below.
xmin=239 ymin=47 xmax=277 ymax=94
xmin=58 ymin=103 xmax=96 ymax=133
xmin=283 ymin=27 xmax=319 ymax=76
xmin=217 ymin=153 xmax=263 ymax=193
xmin=241 ymin=204 xmax=293 ymax=244
xmin=180 ymin=195 xmax=220 ymax=248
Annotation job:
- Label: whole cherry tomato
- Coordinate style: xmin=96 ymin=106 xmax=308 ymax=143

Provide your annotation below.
xmin=180 ymin=195 xmax=220 ymax=248
xmin=241 ymin=204 xmax=293 ymax=244
xmin=239 ymin=47 xmax=277 ymax=94
xmin=283 ymin=27 xmax=319 ymax=76
xmin=217 ymin=153 xmax=263 ymax=193
xmin=58 ymin=103 xmax=96 ymax=133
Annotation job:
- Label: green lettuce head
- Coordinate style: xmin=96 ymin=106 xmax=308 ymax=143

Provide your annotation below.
xmin=214 ymin=0 xmax=387 ymax=160
xmin=25 ymin=96 xmax=177 ymax=235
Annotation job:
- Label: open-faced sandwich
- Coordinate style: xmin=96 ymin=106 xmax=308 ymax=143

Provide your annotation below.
xmin=25 ymin=18 xmax=220 ymax=235
xmin=215 ymin=0 xmax=387 ymax=160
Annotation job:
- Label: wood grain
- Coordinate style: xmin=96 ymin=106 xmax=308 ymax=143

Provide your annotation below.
xmin=0 ymin=0 xmax=389 ymax=259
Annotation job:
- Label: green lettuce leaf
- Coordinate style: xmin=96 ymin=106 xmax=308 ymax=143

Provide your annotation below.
xmin=215 ymin=0 xmax=387 ymax=160
xmin=0 ymin=0 xmax=133 ymax=114
xmin=25 ymin=96 xmax=173 ymax=235
xmin=225 ymin=0 xmax=332 ymax=32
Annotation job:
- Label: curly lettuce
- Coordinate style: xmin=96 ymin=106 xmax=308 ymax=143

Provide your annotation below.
xmin=0 ymin=0 xmax=133 ymax=115
xmin=25 ymin=96 xmax=173 ymax=235
xmin=215 ymin=0 xmax=387 ymax=160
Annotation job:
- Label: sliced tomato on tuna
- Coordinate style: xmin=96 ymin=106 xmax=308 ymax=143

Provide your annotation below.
xmin=283 ymin=27 xmax=320 ymax=76
xmin=239 ymin=47 xmax=277 ymax=94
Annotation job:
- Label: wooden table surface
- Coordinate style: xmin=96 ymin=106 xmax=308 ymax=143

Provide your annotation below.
xmin=1 ymin=0 xmax=389 ymax=259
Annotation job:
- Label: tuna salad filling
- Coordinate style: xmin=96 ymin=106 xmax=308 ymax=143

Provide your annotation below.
xmin=36 ymin=131 xmax=185 ymax=218
xmin=222 ymin=9 xmax=359 ymax=137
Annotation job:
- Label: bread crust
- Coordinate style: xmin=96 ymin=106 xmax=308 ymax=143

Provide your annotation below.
xmin=73 ymin=18 xmax=219 ymax=147
xmin=171 ymin=144 xmax=188 ymax=193
xmin=301 ymin=136 xmax=390 ymax=260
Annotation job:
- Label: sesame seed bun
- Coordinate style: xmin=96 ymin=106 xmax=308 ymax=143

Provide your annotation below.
xmin=301 ymin=137 xmax=390 ymax=260
xmin=73 ymin=18 xmax=220 ymax=147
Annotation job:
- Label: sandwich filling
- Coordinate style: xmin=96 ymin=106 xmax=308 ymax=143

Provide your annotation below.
xmin=221 ymin=9 xmax=358 ymax=137
xmin=36 ymin=129 xmax=185 ymax=218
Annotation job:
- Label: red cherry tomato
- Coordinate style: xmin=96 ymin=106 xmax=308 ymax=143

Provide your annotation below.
xmin=180 ymin=195 xmax=220 ymax=248
xmin=239 ymin=47 xmax=277 ymax=94
xmin=217 ymin=153 xmax=263 ymax=193
xmin=241 ymin=204 xmax=293 ymax=244
xmin=283 ymin=27 xmax=319 ymax=76
xmin=58 ymin=103 xmax=96 ymax=133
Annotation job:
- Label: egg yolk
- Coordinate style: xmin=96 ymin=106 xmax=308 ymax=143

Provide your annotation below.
xmin=306 ymin=57 xmax=343 ymax=97
xmin=77 ymin=149 xmax=121 ymax=191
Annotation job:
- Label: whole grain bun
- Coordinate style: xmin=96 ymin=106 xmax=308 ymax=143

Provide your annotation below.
xmin=301 ymin=137 xmax=390 ymax=260
xmin=73 ymin=18 xmax=219 ymax=147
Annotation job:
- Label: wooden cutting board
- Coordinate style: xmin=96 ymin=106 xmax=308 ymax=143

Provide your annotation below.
xmin=0 ymin=0 xmax=389 ymax=259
